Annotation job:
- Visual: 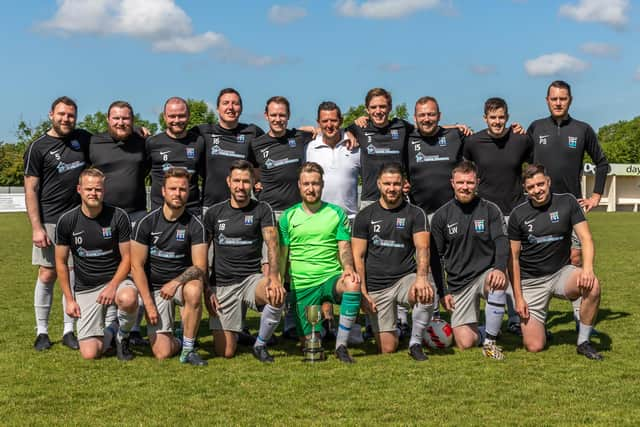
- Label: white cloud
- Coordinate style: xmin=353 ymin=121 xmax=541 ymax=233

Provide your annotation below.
xmin=336 ymin=0 xmax=441 ymax=19
xmin=37 ymin=0 xmax=283 ymax=64
xmin=470 ymin=64 xmax=496 ymax=75
xmin=152 ymin=32 xmax=227 ymax=54
xmin=559 ymin=0 xmax=629 ymax=29
xmin=268 ymin=5 xmax=307 ymax=24
xmin=524 ymin=53 xmax=589 ymax=77
xmin=580 ymin=42 xmax=620 ymax=58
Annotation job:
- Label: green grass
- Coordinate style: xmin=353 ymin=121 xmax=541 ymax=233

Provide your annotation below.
xmin=0 ymin=212 xmax=639 ymax=426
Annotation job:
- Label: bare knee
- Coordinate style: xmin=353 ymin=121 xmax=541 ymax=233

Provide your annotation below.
xmin=38 ymin=267 xmax=57 ymax=284
xmin=524 ymin=341 xmax=545 ymax=353
xmin=342 ymin=280 xmax=359 ymax=293
xmin=379 ymin=343 xmax=398 ymax=354
xmin=116 ymin=288 xmax=138 ymax=312
xmin=79 ymin=342 xmax=101 ymax=360
xmin=183 ymin=281 xmax=203 ymax=307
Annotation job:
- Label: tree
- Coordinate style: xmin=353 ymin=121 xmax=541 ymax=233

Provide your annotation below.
xmin=598 ymin=116 xmax=640 ymax=163
xmin=0 ymin=119 xmax=52 ymax=186
xmin=158 ymin=99 xmax=216 ymax=131
xmin=79 ymin=112 xmax=159 ymax=136
xmin=341 ymin=103 xmax=409 ymax=128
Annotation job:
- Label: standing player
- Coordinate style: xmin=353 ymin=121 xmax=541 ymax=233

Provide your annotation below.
xmin=130 ymin=168 xmax=208 ymax=366
xmin=346 ymin=88 xmax=412 ymax=209
xmin=527 ymin=81 xmax=609 ymax=262
xmin=250 ymin=96 xmax=314 ymax=213
xmin=196 ymin=88 xmax=265 ymax=210
xmin=508 ymin=164 xmax=603 ymax=360
xmin=527 ymin=80 xmax=609 ymax=330
xmin=204 ymin=160 xmax=285 ymax=362
xmin=430 ymin=161 xmax=508 ymax=359
xmin=147 ymin=97 xmax=205 ymax=215
xmin=23 ymin=96 xmax=89 ymax=351
xmin=306 ymin=101 xmax=361 ymax=218
xmin=89 ymin=101 xmax=149 ymax=226
xmin=352 ymin=163 xmax=434 ymax=361
xmin=55 ymin=168 xmax=138 ymax=360
xmin=463 ymin=97 xmax=532 ymax=334
xmin=279 ymin=162 xmax=362 ymax=363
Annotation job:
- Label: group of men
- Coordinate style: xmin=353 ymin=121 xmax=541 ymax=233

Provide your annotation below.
xmin=23 ymin=80 xmax=608 ymax=364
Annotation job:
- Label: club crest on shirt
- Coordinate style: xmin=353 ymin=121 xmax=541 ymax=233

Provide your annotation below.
xmin=176 ymin=229 xmax=186 ymax=241
xmin=538 ymin=135 xmax=549 ymax=145
xmin=568 ymin=136 xmax=577 ymax=148
xmin=391 ymin=129 xmax=400 ymax=140
xmin=70 ymin=140 xmax=81 ymax=150
xmin=447 ymin=222 xmax=458 ymax=235
xmin=102 ymin=227 xmax=112 ymax=239
xmin=186 ymin=147 xmax=196 ymax=159
xmin=474 ymin=220 xmax=485 ymax=233
xmin=549 ymin=211 xmax=560 ymax=223
xmin=237 ymin=134 xmax=245 ymax=144
xmin=396 ymin=217 xmax=406 ymax=229
xmin=438 ymin=137 xmax=447 ymax=147
xmin=244 ymin=215 xmax=254 ymax=225
xmin=288 ymin=139 xmax=297 ymax=148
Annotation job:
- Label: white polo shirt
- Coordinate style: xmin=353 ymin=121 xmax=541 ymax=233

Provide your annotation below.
xmin=305 ymin=133 xmax=361 ymax=216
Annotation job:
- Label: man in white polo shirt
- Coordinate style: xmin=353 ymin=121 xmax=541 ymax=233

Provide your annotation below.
xmin=305 ymin=101 xmax=361 ymax=218
xmin=305 ymin=101 xmax=361 ymax=340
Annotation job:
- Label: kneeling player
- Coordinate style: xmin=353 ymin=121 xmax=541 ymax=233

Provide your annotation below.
xmin=508 ymin=164 xmax=603 ymax=360
xmin=204 ymin=160 xmax=285 ymax=362
xmin=431 ymin=161 xmax=508 ymax=359
xmin=352 ymin=163 xmax=435 ymax=361
xmin=279 ymin=162 xmax=362 ymax=363
xmin=55 ymin=168 xmax=138 ymax=360
xmin=130 ymin=168 xmax=208 ymax=366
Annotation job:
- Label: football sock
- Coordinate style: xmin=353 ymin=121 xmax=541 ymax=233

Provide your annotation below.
xmin=131 ymin=304 xmax=145 ymax=333
xmin=505 ymin=286 xmax=519 ymax=324
xmin=410 ymin=303 xmax=433 ymax=347
xmin=397 ymin=304 xmax=409 ymax=325
xmin=577 ymin=322 xmax=592 ymax=345
xmin=283 ymin=291 xmax=297 ymax=332
xmin=117 ymin=308 xmax=135 ymax=341
xmin=572 ymin=298 xmax=582 ymax=322
xmin=336 ymin=291 xmax=361 ymax=349
xmin=181 ymin=336 xmax=195 ymax=356
xmin=255 ymin=304 xmax=282 ymax=347
xmin=34 ymin=278 xmax=54 ymax=335
xmin=103 ymin=322 xmax=117 ymax=349
xmin=485 ymin=290 xmax=506 ymax=342
xmin=62 ymin=270 xmax=76 ymax=335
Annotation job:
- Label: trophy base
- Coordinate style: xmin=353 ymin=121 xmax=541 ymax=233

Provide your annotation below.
xmin=303 ymin=348 xmax=326 ymax=362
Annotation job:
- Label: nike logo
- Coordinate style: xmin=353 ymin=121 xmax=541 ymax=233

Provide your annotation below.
xmin=49 ymin=150 xmax=60 ymax=155
xmin=364 ymin=132 xmax=376 ymax=136
xmin=524 ymin=219 xmax=536 ymax=225
xmin=371 ymin=220 xmax=383 ymax=225
xmin=159 ymin=150 xmax=171 ymax=155
xmin=447 ymin=223 xmax=458 ymax=228
xmin=217 ymin=218 xmax=229 ymax=223
xmin=151 ymin=231 xmax=162 ymax=236
xmin=292 ymin=223 xmax=303 ymax=228
xmin=72 ymin=231 xmax=84 ymax=236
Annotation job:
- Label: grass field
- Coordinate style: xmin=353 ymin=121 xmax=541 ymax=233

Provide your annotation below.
xmin=0 ymin=211 xmax=639 ymax=426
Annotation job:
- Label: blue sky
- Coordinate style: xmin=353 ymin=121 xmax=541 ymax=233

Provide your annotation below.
xmin=1 ymin=0 xmax=639 ymax=142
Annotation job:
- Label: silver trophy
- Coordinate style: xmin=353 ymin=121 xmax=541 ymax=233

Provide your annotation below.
xmin=303 ymin=305 xmax=326 ymax=362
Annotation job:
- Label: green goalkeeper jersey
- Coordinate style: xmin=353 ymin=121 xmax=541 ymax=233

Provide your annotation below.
xmin=279 ymin=202 xmax=351 ymax=290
